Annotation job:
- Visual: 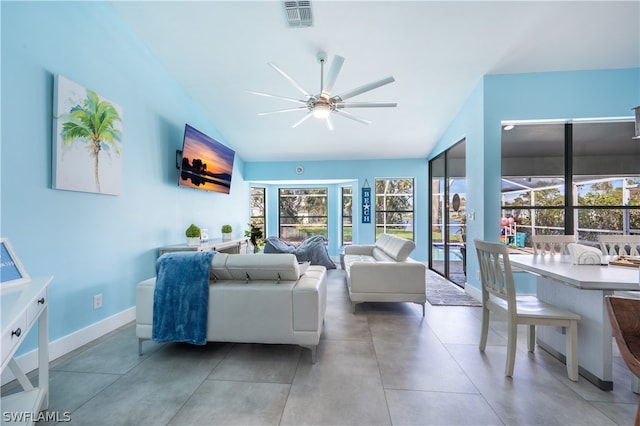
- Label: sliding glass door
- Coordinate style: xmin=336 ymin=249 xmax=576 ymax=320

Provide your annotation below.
xmin=429 ymin=140 xmax=467 ymax=287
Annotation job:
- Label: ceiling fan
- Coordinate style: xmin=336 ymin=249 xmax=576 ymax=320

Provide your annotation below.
xmin=249 ymin=52 xmax=397 ymax=131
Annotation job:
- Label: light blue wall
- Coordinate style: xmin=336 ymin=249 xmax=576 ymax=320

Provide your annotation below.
xmin=428 ymin=80 xmax=486 ymax=289
xmin=245 ymin=159 xmax=429 ymax=261
xmin=1 ymin=2 xmax=250 ymax=354
xmin=431 ymin=68 xmax=640 ymax=292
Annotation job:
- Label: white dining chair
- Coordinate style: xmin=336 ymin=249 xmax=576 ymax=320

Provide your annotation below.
xmin=531 ymin=234 xmax=577 ymax=255
xmin=474 ymin=239 xmax=581 ymax=381
xmin=598 ymin=234 xmax=640 ymax=256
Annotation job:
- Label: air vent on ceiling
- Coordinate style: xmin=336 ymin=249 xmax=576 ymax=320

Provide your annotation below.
xmin=283 ymin=1 xmax=313 ymax=28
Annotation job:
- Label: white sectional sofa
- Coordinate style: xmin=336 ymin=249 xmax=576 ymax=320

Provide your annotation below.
xmin=343 ymin=233 xmax=426 ymax=315
xmin=136 ymin=253 xmax=327 ymax=362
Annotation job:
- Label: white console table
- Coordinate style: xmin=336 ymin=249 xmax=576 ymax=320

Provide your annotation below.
xmin=159 ymin=237 xmax=249 ymax=257
xmin=1 ymin=276 xmax=52 ymax=424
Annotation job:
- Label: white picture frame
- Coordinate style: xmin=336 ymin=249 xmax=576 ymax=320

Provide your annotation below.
xmin=1 ymin=238 xmax=31 ymax=289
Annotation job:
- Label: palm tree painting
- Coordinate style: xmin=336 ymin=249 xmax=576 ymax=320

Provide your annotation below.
xmin=53 ymin=75 xmax=123 ymax=195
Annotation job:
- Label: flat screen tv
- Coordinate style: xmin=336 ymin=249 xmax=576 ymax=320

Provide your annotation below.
xmin=178 ymin=124 xmax=235 ymax=194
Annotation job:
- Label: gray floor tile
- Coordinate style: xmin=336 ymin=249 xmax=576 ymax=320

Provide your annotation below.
xmin=321 ymin=313 xmax=372 ymax=342
xmin=7 ymin=268 xmax=639 ymax=426
xmin=282 ymin=339 xmax=391 ymax=425
xmin=447 ymin=343 xmax=621 ymax=425
xmin=67 ymin=343 xmax=225 ymax=425
xmin=52 ymin=324 xmax=147 ymax=375
xmin=46 ymin=370 xmax=120 ymax=413
xmin=208 ymin=343 xmax=301 ymax=384
xmin=169 ymin=380 xmax=290 ymax=425
xmin=375 ymin=338 xmax=478 ymax=393
xmin=386 ymin=388 xmax=503 ymax=425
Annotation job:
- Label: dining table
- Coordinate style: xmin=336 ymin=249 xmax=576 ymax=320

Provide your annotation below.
xmin=509 ymin=254 xmax=640 ymax=391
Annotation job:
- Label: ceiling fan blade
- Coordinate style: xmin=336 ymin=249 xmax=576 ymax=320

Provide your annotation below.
xmin=334 ymin=76 xmax=395 ymax=101
xmin=268 ymin=62 xmax=311 ymax=97
xmin=336 ymin=102 xmax=398 ymax=109
xmin=322 ymin=55 xmax=345 ymax=97
xmin=291 ymin=112 xmax=314 ymax=128
xmin=258 ymin=107 xmax=308 ymax=116
xmin=333 ymin=109 xmax=372 ymax=125
xmin=248 ymin=90 xmax=306 ymax=105
xmin=325 ymin=115 xmax=334 ymax=131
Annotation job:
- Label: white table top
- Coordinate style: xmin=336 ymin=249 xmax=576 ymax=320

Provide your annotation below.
xmin=509 ymin=254 xmax=640 ymax=291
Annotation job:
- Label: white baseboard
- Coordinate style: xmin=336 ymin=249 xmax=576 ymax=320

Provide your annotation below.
xmin=1 ymin=307 xmax=136 ymax=386
xmin=465 ymin=284 xmax=482 ymax=302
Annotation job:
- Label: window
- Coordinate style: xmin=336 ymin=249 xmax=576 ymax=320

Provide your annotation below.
xmin=501 ymin=120 xmax=640 ymax=248
xmin=342 ymin=186 xmax=352 ymax=246
xmin=249 ymin=187 xmax=266 ymax=234
xmin=278 ymin=188 xmax=328 ymax=242
xmin=375 ymin=178 xmax=414 ymax=240
xmin=573 ymin=121 xmax=640 ymax=241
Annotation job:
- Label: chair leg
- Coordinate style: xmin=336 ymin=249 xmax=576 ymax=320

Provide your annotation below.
xmin=527 ymin=325 xmax=536 ymax=353
xmin=635 ymin=400 xmax=640 ymax=426
xmin=565 ymin=320 xmax=579 ymax=381
xmin=505 ymin=320 xmax=517 ymax=377
xmin=479 ymin=307 xmax=490 ymax=352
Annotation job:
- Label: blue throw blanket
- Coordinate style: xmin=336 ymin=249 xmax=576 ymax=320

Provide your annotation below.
xmin=152 ymin=251 xmax=214 ymax=346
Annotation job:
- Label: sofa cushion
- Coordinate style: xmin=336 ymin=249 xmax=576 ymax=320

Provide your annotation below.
xmin=374 ymin=233 xmax=415 ymax=261
xmin=225 ymin=253 xmax=300 ymax=281
xmin=372 ymin=247 xmax=395 ymax=261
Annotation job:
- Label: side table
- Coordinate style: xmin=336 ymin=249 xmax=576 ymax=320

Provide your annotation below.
xmin=1 ymin=276 xmax=52 ymax=424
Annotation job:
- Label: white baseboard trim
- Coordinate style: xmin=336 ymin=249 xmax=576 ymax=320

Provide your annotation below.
xmin=465 ymin=284 xmax=482 ymax=302
xmin=1 ymin=307 xmax=136 ymax=386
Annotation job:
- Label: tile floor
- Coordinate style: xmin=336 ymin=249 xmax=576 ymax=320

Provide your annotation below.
xmin=5 ymin=269 xmax=639 ymax=425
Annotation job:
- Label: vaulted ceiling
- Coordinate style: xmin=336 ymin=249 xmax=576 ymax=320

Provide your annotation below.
xmin=111 ymin=1 xmax=640 ymax=162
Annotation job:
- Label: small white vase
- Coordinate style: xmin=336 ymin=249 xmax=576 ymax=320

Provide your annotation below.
xmin=187 ymin=237 xmax=200 ymax=246
xmin=222 ymin=233 xmax=232 ymax=241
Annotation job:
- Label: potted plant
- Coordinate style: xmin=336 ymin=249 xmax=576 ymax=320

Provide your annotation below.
xmin=185 ymin=224 xmax=201 ymax=246
xmin=244 ymin=222 xmax=264 ymax=253
xmin=221 ymin=224 xmax=233 ymax=241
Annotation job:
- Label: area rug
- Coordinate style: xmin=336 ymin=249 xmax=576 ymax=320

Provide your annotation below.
xmin=426 ymin=271 xmax=482 ymax=307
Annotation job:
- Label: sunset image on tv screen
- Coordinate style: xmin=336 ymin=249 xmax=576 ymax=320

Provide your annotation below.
xmin=179 ymin=124 xmax=235 ymax=194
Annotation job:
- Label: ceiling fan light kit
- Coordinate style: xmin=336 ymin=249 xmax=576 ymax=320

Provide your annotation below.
xmin=251 ymin=51 xmax=397 ymax=130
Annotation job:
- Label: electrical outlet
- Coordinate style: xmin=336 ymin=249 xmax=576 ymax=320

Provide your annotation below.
xmin=93 ymin=293 xmax=103 ymax=309
xmin=476 ymin=270 xmax=481 ymax=281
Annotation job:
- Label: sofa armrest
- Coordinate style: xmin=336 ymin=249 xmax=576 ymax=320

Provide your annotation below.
xmin=349 ymin=261 xmax=425 ymax=294
xmin=292 ymin=266 xmax=328 ymax=332
xmin=136 ymin=277 xmax=156 ymax=326
xmin=344 ymin=245 xmax=375 ymax=256
xmin=293 ymin=265 xmax=327 ymax=331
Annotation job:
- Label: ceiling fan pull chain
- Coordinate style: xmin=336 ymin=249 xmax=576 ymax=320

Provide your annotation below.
xmin=319 ymin=56 xmax=325 ymax=96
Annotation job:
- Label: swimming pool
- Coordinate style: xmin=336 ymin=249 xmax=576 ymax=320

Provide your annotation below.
xmin=432 ymin=244 xmax=464 ymax=261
